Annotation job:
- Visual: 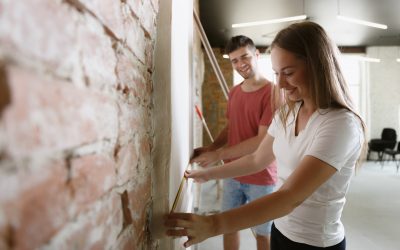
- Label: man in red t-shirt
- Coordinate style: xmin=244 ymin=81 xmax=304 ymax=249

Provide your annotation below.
xmin=191 ymin=35 xmax=277 ymax=250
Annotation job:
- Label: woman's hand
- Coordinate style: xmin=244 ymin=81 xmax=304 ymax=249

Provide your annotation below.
xmin=184 ymin=169 xmax=210 ymax=183
xmin=165 ymin=213 xmax=217 ymax=248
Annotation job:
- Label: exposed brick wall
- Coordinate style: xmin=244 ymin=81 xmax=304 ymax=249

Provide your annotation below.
xmin=202 ymin=48 xmax=233 ymax=145
xmin=0 ymin=0 xmax=159 ymax=249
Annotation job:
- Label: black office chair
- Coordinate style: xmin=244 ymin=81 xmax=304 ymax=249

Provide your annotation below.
xmin=383 ymin=141 xmax=400 ymax=173
xmin=367 ymin=128 xmax=397 ymax=161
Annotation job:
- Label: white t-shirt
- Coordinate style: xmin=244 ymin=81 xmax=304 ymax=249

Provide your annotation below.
xmin=268 ymin=102 xmax=364 ymax=247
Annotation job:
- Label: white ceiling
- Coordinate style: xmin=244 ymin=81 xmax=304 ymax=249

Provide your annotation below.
xmin=200 ymin=0 xmax=400 ymax=47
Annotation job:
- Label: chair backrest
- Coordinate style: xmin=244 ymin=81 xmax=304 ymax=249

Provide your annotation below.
xmin=381 ymin=128 xmax=397 ymax=141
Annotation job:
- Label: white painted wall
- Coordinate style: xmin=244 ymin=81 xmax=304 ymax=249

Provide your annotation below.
xmin=151 ymin=0 xmax=195 ymax=249
xmin=367 ymin=46 xmax=400 ymax=139
xmin=170 ymin=0 xmax=194 ymax=214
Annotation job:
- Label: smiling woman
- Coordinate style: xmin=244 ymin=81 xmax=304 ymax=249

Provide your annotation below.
xmin=165 ymin=21 xmax=367 ymax=250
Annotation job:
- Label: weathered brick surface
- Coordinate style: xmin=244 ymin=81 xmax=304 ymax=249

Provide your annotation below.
xmin=78 ymin=13 xmax=118 ymax=90
xmin=0 ymin=0 xmax=160 ymax=249
xmin=69 ymin=154 xmax=117 ymax=214
xmin=41 ymin=192 xmax=123 ymax=250
xmin=115 ymin=142 xmax=139 ymax=186
xmin=202 ymin=48 xmax=233 ymax=144
xmin=3 ymin=67 xmax=119 ymax=159
xmin=116 ymin=47 xmax=153 ymax=106
xmin=79 ymin=0 xmax=125 ymax=39
xmin=124 ymin=11 xmax=147 ymax=64
xmin=0 ymin=0 xmax=79 ymax=78
xmin=128 ymin=175 xmax=152 ymax=248
xmin=0 ymin=160 xmax=70 ymax=250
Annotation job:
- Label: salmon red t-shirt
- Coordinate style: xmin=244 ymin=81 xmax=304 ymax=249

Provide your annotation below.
xmin=226 ymin=83 xmax=277 ymax=185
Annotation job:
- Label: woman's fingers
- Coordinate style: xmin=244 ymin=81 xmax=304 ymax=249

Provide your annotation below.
xmin=164 ymin=213 xmax=215 ymax=248
xmin=165 ymin=218 xmax=193 ymax=229
xmin=166 ymin=228 xmax=188 ymax=237
xmin=185 ymin=170 xmax=208 ymax=183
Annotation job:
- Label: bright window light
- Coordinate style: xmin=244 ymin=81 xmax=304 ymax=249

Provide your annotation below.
xmin=233 ymin=54 xmax=274 ymax=85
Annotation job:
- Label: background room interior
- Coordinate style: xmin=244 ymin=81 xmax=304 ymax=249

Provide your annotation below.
xmin=0 ymin=0 xmax=399 ymax=249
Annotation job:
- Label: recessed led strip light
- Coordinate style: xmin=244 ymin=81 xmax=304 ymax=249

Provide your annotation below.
xmin=232 ymin=15 xmax=307 ymax=28
xmin=337 ymin=15 xmax=387 ymax=29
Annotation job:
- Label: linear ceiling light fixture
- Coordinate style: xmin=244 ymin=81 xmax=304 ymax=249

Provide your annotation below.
xmin=336 ymin=0 xmax=387 ymax=30
xmin=357 ymin=56 xmax=381 ymax=63
xmin=397 ymin=48 xmax=400 ymax=62
xmin=336 ymin=15 xmax=387 ymax=30
xmin=232 ymin=15 xmax=307 ymax=28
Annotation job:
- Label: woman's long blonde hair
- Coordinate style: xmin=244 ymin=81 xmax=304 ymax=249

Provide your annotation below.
xmin=271 ymin=21 xmax=367 ymax=163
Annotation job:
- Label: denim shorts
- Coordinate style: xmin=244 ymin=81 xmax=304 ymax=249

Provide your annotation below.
xmin=222 ymin=178 xmax=275 ymax=236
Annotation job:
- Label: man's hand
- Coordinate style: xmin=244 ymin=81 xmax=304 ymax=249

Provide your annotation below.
xmin=191 ymin=146 xmax=211 ymax=160
xmin=190 ymin=150 xmax=221 ymax=168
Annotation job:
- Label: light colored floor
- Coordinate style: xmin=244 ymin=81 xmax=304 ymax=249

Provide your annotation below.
xmin=194 ymin=161 xmax=400 ymax=250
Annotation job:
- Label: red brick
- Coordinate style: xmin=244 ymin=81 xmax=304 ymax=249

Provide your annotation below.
xmin=118 ymin=103 xmax=151 ymax=144
xmin=43 ymin=192 xmax=122 ymax=250
xmin=123 ymin=13 xmax=146 ymax=63
xmin=1 ymin=161 xmax=70 ymax=250
xmin=145 ymin=39 xmax=155 ymax=70
xmin=3 ymin=67 xmax=118 ymax=159
xmin=78 ymin=13 xmax=118 ymax=89
xmin=137 ymin=134 xmax=152 ymax=169
xmin=202 ymin=48 xmax=232 ymax=144
xmin=0 ymin=0 xmax=79 ymax=77
xmin=70 ymin=154 xmax=117 ymax=212
xmin=116 ymin=49 xmax=152 ymax=105
xmin=126 ymin=0 xmax=141 ymax=18
xmin=79 ymin=0 xmax=125 ymax=40
xmin=115 ymin=143 xmax=139 ymax=186
xmin=126 ymin=0 xmax=157 ymax=39
xmin=139 ymin=0 xmax=157 ymax=37
xmin=127 ymin=175 xmax=151 ymax=246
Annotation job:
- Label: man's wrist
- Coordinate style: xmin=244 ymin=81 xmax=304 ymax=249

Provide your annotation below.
xmin=216 ymin=148 xmax=224 ymax=161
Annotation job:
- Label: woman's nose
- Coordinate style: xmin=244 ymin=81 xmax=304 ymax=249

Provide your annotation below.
xmin=276 ymin=75 xmax=286 ymax=88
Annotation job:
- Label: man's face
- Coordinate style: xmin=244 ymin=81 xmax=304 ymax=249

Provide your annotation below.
xmin=228 ymin=46 xmax=259 ymax=79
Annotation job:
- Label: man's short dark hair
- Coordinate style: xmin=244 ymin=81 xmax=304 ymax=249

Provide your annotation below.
xmin=225 ymin=35 xmax=256 ymax=54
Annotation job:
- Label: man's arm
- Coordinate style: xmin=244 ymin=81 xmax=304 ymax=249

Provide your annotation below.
xmin=192 ymin=125 xmax=267 ymax=167
xmin=209 ymin=125 xmax=229 ymax=150
xmin=191 ymin=125 xmax=228 ymax=160
xmin=186 ymin=133 xmax=275 ymax=181
xmin=217 ymin=125 xmax=267 ymax=160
